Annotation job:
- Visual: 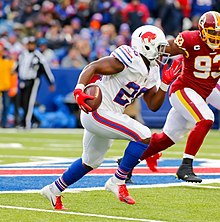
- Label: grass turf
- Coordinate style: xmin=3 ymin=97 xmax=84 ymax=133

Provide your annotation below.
xmin=0 ymin=128 xmax=220 ymax=222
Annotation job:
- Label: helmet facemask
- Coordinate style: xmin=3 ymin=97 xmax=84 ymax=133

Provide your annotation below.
xmin=201 ymin=27 xmax=220 ymax=49
xmin=156 ymin=44 xmax=170 ymax=65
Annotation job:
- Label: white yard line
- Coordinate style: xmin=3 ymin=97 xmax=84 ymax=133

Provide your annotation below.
xmin=0 ymin=205 xmax=165 ymax=222
xmin=0 ymin=143 xmax=23 ymax=149
xmin=0 ymin=128 xmax=84 ymax=134
xmin=1 ymin=179 xmax=220 ymax=194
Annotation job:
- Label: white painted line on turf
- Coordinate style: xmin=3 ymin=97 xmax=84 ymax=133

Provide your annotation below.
xmin=0 ymin=205 xmax=165 ymax=222
xmin=0 ymin=143 xmax=23 ymax=149
xmin=0 ymin=128 xmax=84 ymax=134
xmin=1 ymin=178 xmax=220 ymax=194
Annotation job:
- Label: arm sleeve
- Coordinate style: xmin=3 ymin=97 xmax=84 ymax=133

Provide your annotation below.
xmin=36 ymin=51 xmax=55 ymax=85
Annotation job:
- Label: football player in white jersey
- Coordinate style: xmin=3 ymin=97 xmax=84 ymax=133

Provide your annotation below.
xmin=40 ymin=25 xmax=181 ymax=208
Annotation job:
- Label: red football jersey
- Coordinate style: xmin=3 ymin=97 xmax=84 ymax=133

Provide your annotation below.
xmin=170 ymin=30 xmax=220 ymax=99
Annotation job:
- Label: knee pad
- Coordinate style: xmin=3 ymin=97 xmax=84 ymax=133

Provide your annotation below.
xmin=196 ymin=119 xmax=213 ymax=131
xmin=82 ymin=156 xmax=103 ymax=169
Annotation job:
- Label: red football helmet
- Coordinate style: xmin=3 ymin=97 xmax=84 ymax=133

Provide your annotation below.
xmin=198 ymin=11 xmax=220 ymax=50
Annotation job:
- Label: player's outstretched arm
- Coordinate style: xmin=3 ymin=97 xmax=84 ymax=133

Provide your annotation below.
xmin=143 ymin=60 xmax=182 ymax=111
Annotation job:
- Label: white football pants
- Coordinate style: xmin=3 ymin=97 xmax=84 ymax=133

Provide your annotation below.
xmin=163 ymin=88 xmax=214 ymax=143
xmin=206 ymin=84 xmax=220 ymax=110
xmin=80 ymin=109 xmax=151 ymax=168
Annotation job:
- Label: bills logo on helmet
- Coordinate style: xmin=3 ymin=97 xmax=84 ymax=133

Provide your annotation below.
xmin=141 ymin=32 xmax=156 ymax=43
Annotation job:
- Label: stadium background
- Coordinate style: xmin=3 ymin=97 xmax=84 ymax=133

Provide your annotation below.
xmin=1 ymin=2 xmax=220 ymax=221
xmin=1 ymin=0 xmax=219 ymax=129
xmin=37 ymin=68 xmax=220 ymax=129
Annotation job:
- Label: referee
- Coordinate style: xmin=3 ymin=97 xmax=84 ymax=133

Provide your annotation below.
xmin=16 ymin=36 xmax=55 ymax=129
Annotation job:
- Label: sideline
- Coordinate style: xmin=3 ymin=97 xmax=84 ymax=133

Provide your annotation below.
xmin=0 ymin=205 xmax=165 ymax=222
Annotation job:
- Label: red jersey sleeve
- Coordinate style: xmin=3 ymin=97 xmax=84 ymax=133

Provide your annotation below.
xmin=170 ymin=30 xmax=220 ymax=99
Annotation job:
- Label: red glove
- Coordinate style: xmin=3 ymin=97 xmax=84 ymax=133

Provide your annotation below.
xmin=162 ymin=59 xmax=182 ymax=85
xmin=73 ymin=87 xmax=94 ymax=113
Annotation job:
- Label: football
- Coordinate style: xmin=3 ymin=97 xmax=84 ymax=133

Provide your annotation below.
xmin=84 ymin=83 xmax=102 ymax=112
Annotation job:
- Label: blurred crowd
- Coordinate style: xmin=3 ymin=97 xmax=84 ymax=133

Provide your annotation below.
xmin=0 ymin=0 xmax=219 ymax=69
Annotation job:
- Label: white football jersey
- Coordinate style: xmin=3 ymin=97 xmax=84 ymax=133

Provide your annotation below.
xmin=96 ymin=45 xmax=161 ymax=113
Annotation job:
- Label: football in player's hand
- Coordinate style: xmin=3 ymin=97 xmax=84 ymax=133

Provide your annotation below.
xmin=84 ymin=83 xmax=102 ymax=112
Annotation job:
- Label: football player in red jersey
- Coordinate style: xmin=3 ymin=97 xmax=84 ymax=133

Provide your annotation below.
xmin=140 ymin=10 xmax=220 ymax=183
xmin=124 ymin=11 xmax=220 ymax=183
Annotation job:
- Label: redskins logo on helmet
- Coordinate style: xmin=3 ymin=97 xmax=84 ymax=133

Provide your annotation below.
xmin=198 ymin=11 xmax=220 ymax=50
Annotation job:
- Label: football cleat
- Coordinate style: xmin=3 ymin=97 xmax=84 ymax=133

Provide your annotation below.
xmin=105 ymin=177 xmax=136 ymax=204
xmin=145 ymin=152 xmax=162 ymax=172
xmin=40 ymin=185 xmax=67 ymax=210
xmin=176 ymin=164 xmax=202 ymax=183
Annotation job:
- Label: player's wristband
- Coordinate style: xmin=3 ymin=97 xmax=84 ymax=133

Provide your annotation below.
xmin=75 ymin=83 xmax=85 ymax=91
xmin=160 ymin=82 xmax=169 ymax=92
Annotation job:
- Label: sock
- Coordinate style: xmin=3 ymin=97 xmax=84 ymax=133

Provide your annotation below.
xmin=140 ymin=132 xmax=174 ymax=160
xmin=54 ymin=177 xmax=68 ymax=193
xmin=182 ymin=157 xmax=193 ymax=165
xmin=184 ymin=119 xmax=213 ymax=156
xmin=183 ymin=153 xmax=194 ymax=159
xmin=114 ymin=141 xmax=148 ymax=184
xmin=54 ymin=158 xmax=91 ymax=192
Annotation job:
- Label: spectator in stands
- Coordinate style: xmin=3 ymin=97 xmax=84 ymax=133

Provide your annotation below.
xmin=100 ymin=23 xmax=117 ymax=47
xmin=23 ymin=20 xmax=36 ymax=37
xmin=178 ymin=0 xmax=191 ymax=18
xmin=45 ymin=20 xmax=65 ymax=45
xmin=114 ymin=35 xmax=127 ymax=48
xmin=118 ymin=23 xmax=131 ymax=45
xmin=190 ymin=0 xmax=213 ymax=18
xmin=75 ymin=38 xmax=92 ymax=63
xmin=122 ymin=0 xmax=150 ymax=32
xmin=0 ymin=1 xmax=7 ymax=20
xmin=37 ymin=38 xmax=57 ymax=67
xmin=45 ymin=20 xmax=67 ymax=62
xmin=88 ymin=13 xmax=103 ymax=51
xmin=36 ymin=0 xmax=58 ymax=27
xmin=61 ymin=47 xmax=88 ymax=69
xmin=0 ymin=41 xmax=16 ymax=128
xmin=16 ymin=3 xmax=38 ymax=24
xmin=70 ymin=17 xmax=82 ymax=34
xmin=62 ymin=24 xmax=75 ymax=45
xmin=7 ymin=32 xmax=24 ymax=56
xmin=158 ymin=0 xmax=184 ymax=37
xmin=12 ymin=23 xmax=26 ymax=41
xmin=54 ymin=0 xmax=76 ymax=23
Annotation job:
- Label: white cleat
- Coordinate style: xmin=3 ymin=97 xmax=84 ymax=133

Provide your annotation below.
xmin=105 ymin=177 xmax=135 ymax=204
xmin=40 ymin=185 xmax=66 ymax=210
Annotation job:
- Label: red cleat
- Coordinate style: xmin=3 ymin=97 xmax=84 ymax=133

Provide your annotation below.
xmin=105 ymin=177 xmax=136 ymax=204
xmin=118 ymin=184 xmax=136 ymax=204
xmin=145 ymin=152 xmax=162 ymax=172
xmin=40 ymin=185 xmax=67 ymax=210
xmin=55 ymin=196 xmax=68 ymax=210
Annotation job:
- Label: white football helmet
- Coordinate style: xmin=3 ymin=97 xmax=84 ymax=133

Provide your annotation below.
xmin=131 ymin=25 xmax=170 ymax=64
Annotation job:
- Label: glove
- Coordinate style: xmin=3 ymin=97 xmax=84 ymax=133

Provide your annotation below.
xmin=73 ymin=85 xmax=94 ymax=113
xmin=160 ymin=59 xmax=182 ymax=91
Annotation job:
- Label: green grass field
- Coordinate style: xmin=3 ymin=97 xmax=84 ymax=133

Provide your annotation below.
xmin=0 ymin=128 xmax=220 ymax=222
